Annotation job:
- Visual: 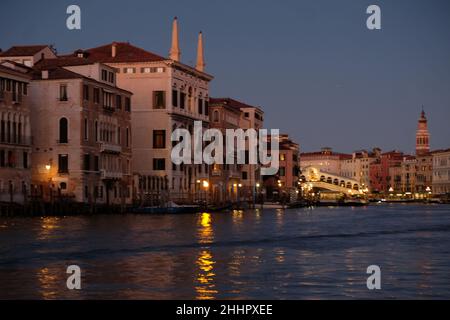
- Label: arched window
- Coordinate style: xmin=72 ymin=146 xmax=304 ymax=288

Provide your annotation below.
xmin=59 ymin=118 xmax=68 ymax=143
xmin=213 ymin=110 xmax=220 ymax=122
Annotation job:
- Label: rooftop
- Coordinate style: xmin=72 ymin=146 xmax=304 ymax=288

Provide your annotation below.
xmin=0 ymin=45 xmax=49 ymax=57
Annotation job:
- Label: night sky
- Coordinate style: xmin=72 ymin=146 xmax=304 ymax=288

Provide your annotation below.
xmin=1 ymin=0 xmax=449 ymax=153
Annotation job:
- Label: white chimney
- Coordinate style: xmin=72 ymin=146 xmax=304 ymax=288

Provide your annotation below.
xmin=112 ymin=42 xmax=117 ymax=58
xmin=41 ymin=70 xmax=49 ymax=79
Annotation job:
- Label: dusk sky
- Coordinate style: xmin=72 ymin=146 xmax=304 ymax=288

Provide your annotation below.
xmin=1 ymin=0 xmax=449 ymax=153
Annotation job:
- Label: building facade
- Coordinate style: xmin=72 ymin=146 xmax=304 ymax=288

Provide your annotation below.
xmin=29 ymin=59 xmax=133 ymax=204
xmin=0 ymin=61 xmax=32 ymax=204
xmin=340 ymin=148 xmax=380 ymax=190
xmin=369 ymin=151 xmax=404 ymax=194
xmin=208 ymin=98 xmax=242 ymax=203
xmin=301 ymin=147 xmax=350 ymax=175
xmin=82 ymin=19 xmax=213 ymax=203
xmin=209 ymin=97 xmax=264 ymax=201
xmin=432 ymin=149 xmax=450 ymax=196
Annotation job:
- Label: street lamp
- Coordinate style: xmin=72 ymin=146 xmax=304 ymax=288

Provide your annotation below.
xmin=45 ymin=164 xmax=51 ymax=171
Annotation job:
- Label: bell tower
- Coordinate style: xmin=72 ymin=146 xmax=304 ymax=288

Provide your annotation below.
xmin=416 ymin=108 xmax=430 ymax=156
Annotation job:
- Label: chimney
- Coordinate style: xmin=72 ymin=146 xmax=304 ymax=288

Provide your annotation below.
xmin=41 ymin=70 xmax=49 ymax=79
xmin=112 ymin=42 xmax=117 ymax=58
xmin=195 ymin=31 xmax=205 ymax=72
xmin=169 ymin=17 xmax=181 ymax=61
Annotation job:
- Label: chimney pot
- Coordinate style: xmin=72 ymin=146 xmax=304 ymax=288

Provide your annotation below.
xmin=112 ymin=42 xmax=117 ymax=58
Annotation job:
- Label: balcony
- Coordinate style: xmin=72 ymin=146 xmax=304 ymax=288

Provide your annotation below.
xmin=100 ymin=170 xmax=123 ymax=180
xmin=102 ymin=105 xmax=115 ymax=113
xmin=100 ymin=143 xmax=122 ymax=154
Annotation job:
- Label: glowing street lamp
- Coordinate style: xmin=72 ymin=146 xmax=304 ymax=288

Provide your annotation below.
xmin=45 ymin=164 xmax=51 ymax=171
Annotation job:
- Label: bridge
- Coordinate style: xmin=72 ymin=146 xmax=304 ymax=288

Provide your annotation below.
xmin=300 ymin=166 xmax=367 ymax=195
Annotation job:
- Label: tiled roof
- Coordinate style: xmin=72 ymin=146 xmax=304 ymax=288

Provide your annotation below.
xmin=0 ymin=45 xmax=48 ymax=57
xmin=30 ymin=67 xmax=84 ymax=80
xmin=209 ymin=97 xmax=261 ymax=111
xmin=0 ymin=64 xmax=31 ymax=79
xmin=30 ymin=66 xmax=132 ymax=94
xmin=33 ymin=56 xmax=95 ymax=69
xmin=83 ymin=42 xmax=165 ymax=63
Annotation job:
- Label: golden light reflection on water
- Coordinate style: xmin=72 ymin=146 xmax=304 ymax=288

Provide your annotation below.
xmin=197 ymin=212 xmax=214 ymax=244
xmin=195 ymin=250 xmax=218 ymax=300
xmin=275 ymin=209 xmax=284 ymax=227
xmin=37 ymin=267 xmax=58 ymax=300
xmin=195 ymin=212 xmax=218 ymax=300
xmin=38 ymin=217 xmax=60 ymax=240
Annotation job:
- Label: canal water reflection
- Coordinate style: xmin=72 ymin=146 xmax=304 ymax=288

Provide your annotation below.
xmin=1 ymin=204 xmax=450 ymax=299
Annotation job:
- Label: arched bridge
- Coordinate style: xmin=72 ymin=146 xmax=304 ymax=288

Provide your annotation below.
xmin=300 ymin=166 xmax=366 ymax=195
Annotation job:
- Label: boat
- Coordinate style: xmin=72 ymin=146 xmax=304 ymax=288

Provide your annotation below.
xmin=131 ymin=201 xmax=200 ymax=214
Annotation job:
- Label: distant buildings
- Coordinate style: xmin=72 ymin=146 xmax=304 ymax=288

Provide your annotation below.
xmin=300 ymin=147 xmax=350 ymax=175
xmin=209 ymin=97 xmax=264 ymax=201
xmin=0 ymin=61 xmax=32 ymax=203
xmin=208 ymin=98 xmax=242 ymax=203
xmin=432 ymin=149 xmax=450 ymax=195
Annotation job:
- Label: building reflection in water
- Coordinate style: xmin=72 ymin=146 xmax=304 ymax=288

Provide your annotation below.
xmin=195 ymin=212 xmax=218 ymax=300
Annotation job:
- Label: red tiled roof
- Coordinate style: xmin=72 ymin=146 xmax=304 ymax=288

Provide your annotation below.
xmin=83 ymin=42 xmax=165 ymax=63
xmin=0 ymin=45 xmax=48 ymax=57
xmin=34 ymin=56 xmax=96 ymax=70
xmin=209 ymin=97 xmax=261 ymax=111
xmin=30 ymin=67 xmax=84 ymax=80
xmin=0 ymin=64 xmax=32 ymax=79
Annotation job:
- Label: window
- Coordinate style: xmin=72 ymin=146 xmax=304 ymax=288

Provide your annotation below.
xmin=59 ymin=84 xmax=68 ymax=101
xmin=60 ymin=182 xmax=67 ymax=190
xmin=58 ymin=154 xmax=69 ymax=173
xmin=84 ymin=118 xmax=88 ymax=140
xmin=59 ymin=118 xmax=68 ymax=143
xmin=204 ymin=100 xmax=209 ymax=116
xmin=93 ymin=88 xmax=100 ymax=104
xmin=180 ymin=92 xmax=186 ymax=109
xmin=125 ymin=97 xmax=131 ymax=112
xmin=242 ymin=171 xmax=248 ymax=180
xmin=83 ymin=85 xmax=89 ymax=101
xmin=172 ymin=90 xmax=178 ymax=107
xmin=116 ymin=95 xmax=122 ymax=109
xmin=153 ymin=91 xmax=166 ymax=109
xmin=95 ymin=121 xmax=98 ymax=142
xmin=123 ymin=67 xmax=136 ymax=74
xmin=198 ymin=98 xmax=203 ymax=114
xmin=94 ymin=156 xmax=99 ymax=171
xmin=244 ymin=112 xmax=249 ymax=118
xmin=126 ymin=128 xmax=130 ymax=147
xmin=279 ymin=167 xmax=286 ymax=176
xmin=83 ymin=154 xmax=90 ymax=171
xmin=101 ymin=70 xmax=108 ymax=81
xmin=280 ymin=154 xmax=286 ymax=161
xmin=108 ymin=72 xmax=114 ymax=83
xmin=153 ymin=130 xmax=166 ymax=149
xmin=23 ymin=152 xmax=28 ymax=169
xmin=213 ymin=110 xmax=220 ymax=122
xmin=153 ymin=158 xmax=165 ymax=170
